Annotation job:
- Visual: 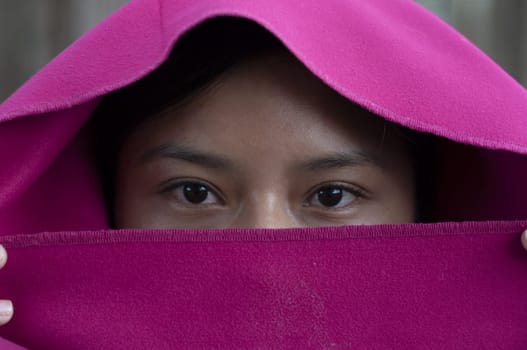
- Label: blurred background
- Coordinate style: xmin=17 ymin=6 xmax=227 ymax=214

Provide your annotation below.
xmin=0 ymin=0 xmax=526 ymax=102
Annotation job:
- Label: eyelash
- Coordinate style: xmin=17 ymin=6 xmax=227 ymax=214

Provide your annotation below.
xmin=304 ymin=182 xmax=369 ymax=209
xmin=159 ymin=179 xmax=225 ymax=206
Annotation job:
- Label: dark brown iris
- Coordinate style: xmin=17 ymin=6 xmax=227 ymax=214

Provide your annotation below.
xmin=183 ymin=184 xmax=209 ymax=203
xmin=317 ymin=187 xmax=343 ymax=207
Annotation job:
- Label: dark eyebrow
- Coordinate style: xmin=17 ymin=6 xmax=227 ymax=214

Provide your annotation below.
xmin=295 ymin=151 xmax=382 ymax=171
xmin=140 ymin=143 xmax=233 ymax=169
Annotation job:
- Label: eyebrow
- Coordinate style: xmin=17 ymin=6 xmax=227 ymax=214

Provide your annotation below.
xmin=295 ymin=151 xmax=382 ymax=171
xmin=140 ymin=144 xmax=381 ymax=171
xmin=140 ymin=143 xmax=233 ymax=169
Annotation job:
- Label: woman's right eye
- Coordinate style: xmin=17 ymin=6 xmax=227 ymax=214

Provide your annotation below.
xmin=165 ymin=182 xmax=222 ymax=205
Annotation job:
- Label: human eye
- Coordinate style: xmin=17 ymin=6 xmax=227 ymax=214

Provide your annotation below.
xmin=160 ymin=179 xmax=224 ymax=206
xmin=305 ymin=182 xmax=368 ymax=209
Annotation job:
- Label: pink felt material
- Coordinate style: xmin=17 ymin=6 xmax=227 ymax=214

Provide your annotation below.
xmin=1 ymin=0 xmax=527 ymax=234
xmin=0 ymin=0 xmax=526 ymax=348
xmin=0 ymin=221 xmax=526 ymax=349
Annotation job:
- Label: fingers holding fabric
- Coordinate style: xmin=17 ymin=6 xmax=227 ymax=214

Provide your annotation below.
xmin=0 ymin=300 xmax=13 ymax=326
xmin=0 ymin=244 xmax=6 ymax=269
xmin=0 ymin=245 xmax=13 ymax=325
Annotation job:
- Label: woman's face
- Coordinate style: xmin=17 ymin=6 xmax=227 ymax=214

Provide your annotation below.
xmin=114 ymin=53 xmax=415 ymax=228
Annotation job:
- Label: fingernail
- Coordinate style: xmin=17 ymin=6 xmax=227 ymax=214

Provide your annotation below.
xmin=0 ymin=245 xmax=6 ymax=269
xmin=0 ymin=300 xmax=13 ymax=325
xmin=521 ymin=230 xmax=527 ymax=251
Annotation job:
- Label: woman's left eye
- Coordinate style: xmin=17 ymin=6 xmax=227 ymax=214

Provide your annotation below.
xmin=306 ymin=185 xmax=362 ymax=208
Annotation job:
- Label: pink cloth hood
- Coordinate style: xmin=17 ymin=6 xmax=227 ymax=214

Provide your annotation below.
xmin=0 ymin=0 xmax=526 ymax=348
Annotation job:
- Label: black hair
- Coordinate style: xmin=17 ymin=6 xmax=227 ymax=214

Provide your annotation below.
xmin=90 ymin=17 xmax=283 ymax=225
xmin=402 ymin=129 xmax=437 ymax=221
xmin=90 ymin=17 xmax=436 ymax=226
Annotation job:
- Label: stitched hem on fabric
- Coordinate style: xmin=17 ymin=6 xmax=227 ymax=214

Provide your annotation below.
xmin=0 ymin=220 xmax=526 ymax=248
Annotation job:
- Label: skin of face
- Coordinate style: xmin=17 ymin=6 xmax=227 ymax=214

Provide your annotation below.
xmin=114 ymin=52 xmax=416 ymax=229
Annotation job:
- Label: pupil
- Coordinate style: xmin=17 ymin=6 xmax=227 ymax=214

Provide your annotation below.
xmin=183 ymin=184 xmax=208 ymax=203
xmin=317 ymin=187 xmax=343 ymax=207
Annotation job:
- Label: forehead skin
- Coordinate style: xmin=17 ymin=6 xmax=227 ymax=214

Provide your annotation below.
xmin=114 ymin=52 xmax=415 ymax=228
xmin=138 ymin=53 xmax=404 ymax=170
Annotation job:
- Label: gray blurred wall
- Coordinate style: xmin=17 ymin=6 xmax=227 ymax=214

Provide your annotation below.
xmin=0 ymin=0 xmax=127 ymax=102
xmin=419 ymin=0 xmax=527 ymax=88
xmin=1 ymin=0 xmax=526 ymax=102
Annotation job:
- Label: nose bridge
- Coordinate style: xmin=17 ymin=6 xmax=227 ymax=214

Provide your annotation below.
xmin=233 ymin=190 xmax=298 ymax=229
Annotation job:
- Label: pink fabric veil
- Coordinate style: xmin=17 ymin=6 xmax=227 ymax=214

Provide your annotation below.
xmin=0 ymin=0 xmax=526 ymax=348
